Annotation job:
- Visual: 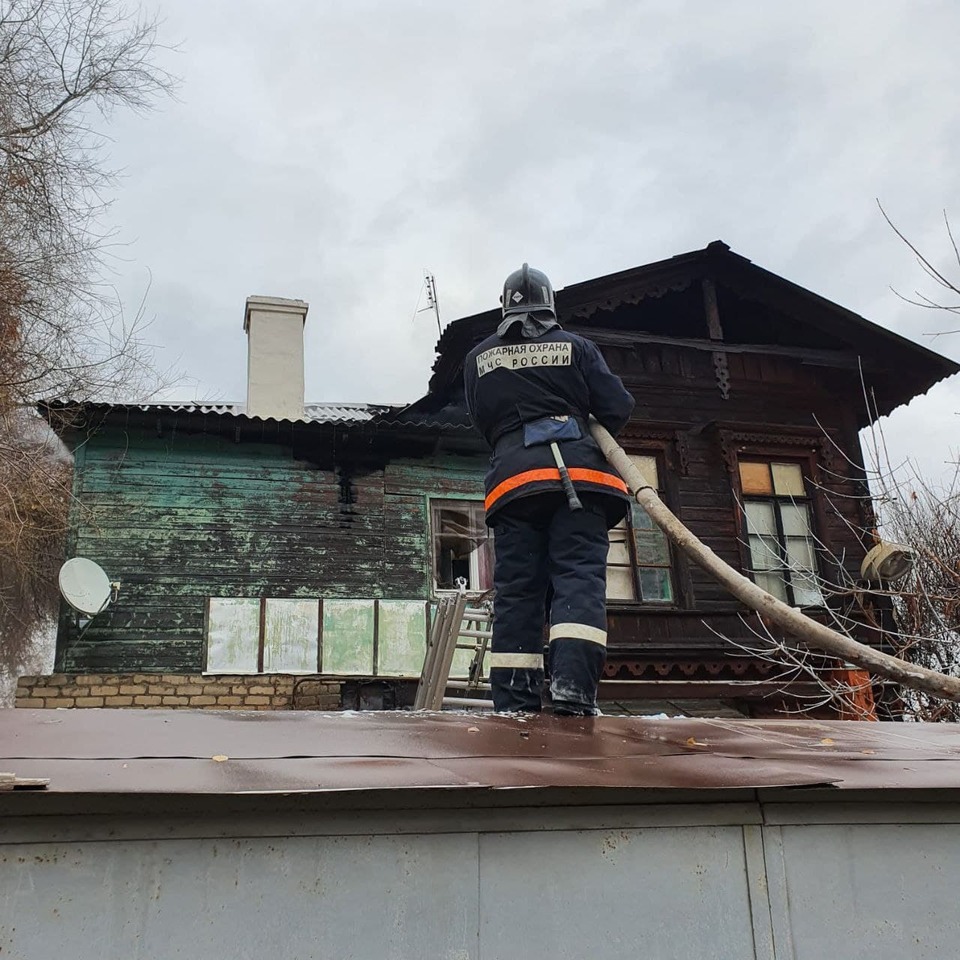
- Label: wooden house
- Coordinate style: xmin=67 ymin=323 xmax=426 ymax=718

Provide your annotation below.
xmin=20 ymin=241 xmax=958 ymax=717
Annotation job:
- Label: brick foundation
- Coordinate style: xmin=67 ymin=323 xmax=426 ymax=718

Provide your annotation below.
xmin=14 ymin=674 xmax=343 ymax=710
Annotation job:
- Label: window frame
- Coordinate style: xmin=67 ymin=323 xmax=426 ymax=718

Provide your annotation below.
xmin=606 ymin=446 xmax=679 ymax=608
xmin=428 ymin=496 xmax=494 ymax=599
xmin=733 ymin=450 xmax=827 ymax=609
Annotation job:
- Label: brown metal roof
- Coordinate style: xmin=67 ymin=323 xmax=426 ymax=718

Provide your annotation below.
xmin=5 ymin=709 xmax=960 ymax=796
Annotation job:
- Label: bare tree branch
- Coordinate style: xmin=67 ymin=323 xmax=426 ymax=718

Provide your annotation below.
xmin=0 ymin=0 xmax=175 ymax=677
xmin=879 ymin=200 xmax=960 ymax=324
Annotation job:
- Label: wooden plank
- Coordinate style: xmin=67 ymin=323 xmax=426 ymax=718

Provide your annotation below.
xmin=61 ymin=638 xmax=203 ymax=673
xmin=701 ymin=278 xmax=724 ymax=340
xmin=0 ymin=773 xmax=50 ymax=791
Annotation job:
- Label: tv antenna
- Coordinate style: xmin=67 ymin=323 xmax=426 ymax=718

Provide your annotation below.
xmin=58 ymin=557 xmax=120 ymax=639
xmin=416 ymin=270 xmax=442 ymax=337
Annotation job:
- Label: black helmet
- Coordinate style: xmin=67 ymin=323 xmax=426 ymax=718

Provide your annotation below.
xmin=501 ymin=263 xmax=556 ymax=320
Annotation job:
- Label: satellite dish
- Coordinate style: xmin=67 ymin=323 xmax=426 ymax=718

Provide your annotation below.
xmin=58 ymin=557 xmax=114 ymax=615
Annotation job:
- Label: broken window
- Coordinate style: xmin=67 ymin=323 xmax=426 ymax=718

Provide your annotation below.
xmin=430 ymin=500 xmax=494 ymax=594
xmin=738 ymin=459 xmax=823 ymax=607
xmin=606 ymin=454 xmax=674 ymax=604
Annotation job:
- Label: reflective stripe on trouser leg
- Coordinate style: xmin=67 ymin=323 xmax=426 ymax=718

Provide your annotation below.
xmin=548 ymin=623 xmax=607 ymax=646
xmin=488 ymin=653 xmax=545 ymax=669
xmin=490 ymin=509 xmax=549 ymax=713
xmin=547 ymin=501 xmax=610 ymax=711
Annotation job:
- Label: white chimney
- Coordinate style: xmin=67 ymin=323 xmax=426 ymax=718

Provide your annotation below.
xmin=243 ymin=296 xmax=309 ymax=421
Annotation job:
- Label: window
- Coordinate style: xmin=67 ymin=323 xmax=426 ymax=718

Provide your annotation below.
xmin=606 ymin=454 xmax=674 ymax=603
xmin=738 ymin=459 xmax=823 ymax=606
xmin=430 ymin=500 xmax=494 ymax=593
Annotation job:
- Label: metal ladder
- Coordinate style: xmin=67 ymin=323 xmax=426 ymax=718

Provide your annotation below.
xmin=414 ymin=585 xmax=494 ymax=711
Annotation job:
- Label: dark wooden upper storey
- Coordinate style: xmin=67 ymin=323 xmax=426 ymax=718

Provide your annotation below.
xmin=401 ymin=240 xmax=955 ymax=428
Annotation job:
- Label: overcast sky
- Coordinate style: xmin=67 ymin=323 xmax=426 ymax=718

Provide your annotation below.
xmin=98 ymin=0 xmax=960 ymax=485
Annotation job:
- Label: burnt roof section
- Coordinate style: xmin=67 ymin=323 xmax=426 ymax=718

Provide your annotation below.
xmin=38 ymin=397 xmax=489 ymax=452
xmin=423 ymin=240 xmax=959 ymax=420
xmin=36 ymin=398 xmax=490 ymax=455
xmin=379 ymin=400 xmax=475 ymax=433
xmin=5 ymin=709 xmax=960 ymax=796
xmin=41 ymin=399 xmax=393 ymax=425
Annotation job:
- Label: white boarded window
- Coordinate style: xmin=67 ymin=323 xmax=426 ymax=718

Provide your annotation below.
xmin=321 ymin=599 xmax=375 ymax=675
xmin=205 ymin=597 xmax=430 ymax=677
xmin=606 ymin=454 xmax=674 ymax=604
xmin=377 ymin=600 xmax=431 ymax=677
xmin=263 ymin=599 xmax=319 ymax=673
xmin=206 ymin=598 xmax=261 ymax=673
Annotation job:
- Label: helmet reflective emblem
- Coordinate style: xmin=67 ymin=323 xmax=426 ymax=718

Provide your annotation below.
xmin=511 ymin=291 xmax=524 ymax=303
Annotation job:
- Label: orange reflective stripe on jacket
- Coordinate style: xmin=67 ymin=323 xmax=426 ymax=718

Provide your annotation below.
xmin=485 ymin=468 xmax=628 ymax=511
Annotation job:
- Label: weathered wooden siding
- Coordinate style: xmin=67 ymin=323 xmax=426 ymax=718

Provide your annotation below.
xmin=58 ymin=336 xmax=875 ymax=679
xmin=59 ymin=427 xmax=484 ymax=674
xmin=382 ymin=455 xmax=486 ymax=596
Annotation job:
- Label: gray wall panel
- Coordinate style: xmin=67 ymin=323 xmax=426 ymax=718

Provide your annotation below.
xmin=478 ymin=826 xmax=757 ymax=960
xmin=6 ymin=807 xmax=960 ymax=960
xmin=774 ymin=824 xmax=960 ymax=960
xmin=0 ymin=833 xmax=479 ymax=960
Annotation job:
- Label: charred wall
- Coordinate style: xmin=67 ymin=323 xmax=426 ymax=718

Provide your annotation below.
xmin=56 ymin=424 xmax=484 ymax=674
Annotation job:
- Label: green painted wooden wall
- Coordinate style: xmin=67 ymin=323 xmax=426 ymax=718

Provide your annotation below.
xmin=59 ymin=425 xmax=485 ymax=673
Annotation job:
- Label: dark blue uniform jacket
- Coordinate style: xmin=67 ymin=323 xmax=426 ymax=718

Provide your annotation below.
xmin=464 ymin=328 xmax=635 ymax=524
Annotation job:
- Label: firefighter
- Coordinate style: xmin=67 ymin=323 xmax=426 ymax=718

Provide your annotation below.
xmin=464 ymin=263 xmax=635 ymax=715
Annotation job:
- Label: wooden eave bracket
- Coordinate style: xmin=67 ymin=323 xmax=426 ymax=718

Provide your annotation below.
xmin=0 ymin=772 xmax=50 ymax=791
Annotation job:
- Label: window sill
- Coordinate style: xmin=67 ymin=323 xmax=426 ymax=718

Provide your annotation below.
xmin=606 ymin=602 xmax=677 ymax=613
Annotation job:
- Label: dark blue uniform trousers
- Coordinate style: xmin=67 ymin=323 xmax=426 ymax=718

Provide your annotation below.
xmin=489 ymin=492 xmax=610 ymax=714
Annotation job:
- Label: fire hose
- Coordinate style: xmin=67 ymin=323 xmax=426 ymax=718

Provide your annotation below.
xmin=590 ymin=417 xmax=960 ymax=704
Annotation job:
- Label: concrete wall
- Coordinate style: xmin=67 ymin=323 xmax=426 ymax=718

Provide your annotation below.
xmin=2 ymin=796 xmax=959 ymax=959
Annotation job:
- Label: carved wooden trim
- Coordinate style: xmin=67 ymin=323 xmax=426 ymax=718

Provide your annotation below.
xmin=616 ymin=424 xmax=685 ymax=478
xmin=674 ymin=430 xmax=690 ymax=476
xmin=569 ymin=277 xmax=695 ymax=319
xmin=710 ymin=423 xmax=845 ymax=480
xmin=619 ymin=429 xmax=673 ymax=471
xmin=604 ymin=657 xmax=784 ymax=683
xmin=619 ymin=423 xmax=677 ymax=443
xmin=716 ymin=428 xmax=737 ymax=477
xmin=712 ymin=351 xmax=731 ymax=400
